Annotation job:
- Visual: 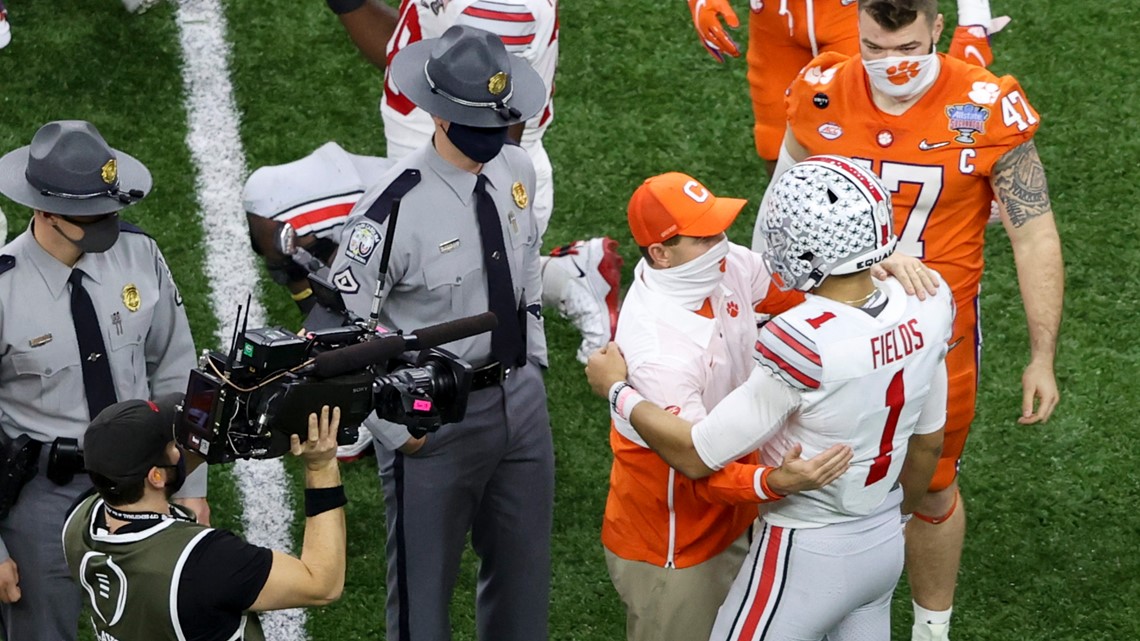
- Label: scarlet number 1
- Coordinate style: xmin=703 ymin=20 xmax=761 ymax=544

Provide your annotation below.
xmin=866 ymin=369 xmax=905 ymax=486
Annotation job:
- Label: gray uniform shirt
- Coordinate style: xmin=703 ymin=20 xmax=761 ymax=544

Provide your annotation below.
xmin=328 ymin=142 xmax=546 ymax=449
xmin=0 ymin=223 xmax=201 ymax=560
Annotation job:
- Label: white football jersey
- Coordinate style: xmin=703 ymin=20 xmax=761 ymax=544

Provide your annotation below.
xmin=692 ymin=276 xmax=955 ymax=529
xmin=381 ymin=0 xmax=558 ymax=160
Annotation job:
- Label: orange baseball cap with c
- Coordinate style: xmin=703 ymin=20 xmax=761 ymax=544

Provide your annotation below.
xmin=627 ymin=172 xmax=748 ymax=246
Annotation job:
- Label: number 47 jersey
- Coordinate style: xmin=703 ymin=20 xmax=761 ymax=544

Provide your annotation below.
xmin=692 ymin=277 xmax=955 ymax=529
xmin=785 ymin=52 xmax=1040 ymax=301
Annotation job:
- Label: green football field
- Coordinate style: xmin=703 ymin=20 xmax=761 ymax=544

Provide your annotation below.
xmin=1 ymin=0 xmax=1138 ymax=639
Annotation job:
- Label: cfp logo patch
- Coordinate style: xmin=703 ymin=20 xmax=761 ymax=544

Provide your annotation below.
xmin=80 ymin=551 xmax=128 ymax=628
xmin=344 ymin=223 xmax=381 ymax=265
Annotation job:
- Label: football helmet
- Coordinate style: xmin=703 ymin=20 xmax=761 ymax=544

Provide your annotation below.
xmin=760 ymin=155 xmax=896 ymax=291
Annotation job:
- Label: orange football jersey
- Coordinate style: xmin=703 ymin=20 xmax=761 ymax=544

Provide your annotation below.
xmin=785 ymin=52 xmax=1040 ymax=299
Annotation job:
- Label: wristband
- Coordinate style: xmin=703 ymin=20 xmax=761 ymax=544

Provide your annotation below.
xmin=758 ymin=466 xmax=785 ymax=501
xmin=608 ymin=381 xmax=645 ymax=423
xmin=291 ymin=287 xmax=314 ymax=302
xmin=326 ymin=0 xmax=366 ymax=15
xmin=304 ymin=485 xmax=348 ymax=517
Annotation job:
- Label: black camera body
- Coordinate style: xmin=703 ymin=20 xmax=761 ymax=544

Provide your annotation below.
xmin=176 ymin=275 xmax=488 ymax=464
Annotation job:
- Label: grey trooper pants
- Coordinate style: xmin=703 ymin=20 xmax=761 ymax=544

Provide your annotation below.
xmin=376 ymin=363 xmax=554 ymax=641
xmin=0 ymin=449 xmax=86 ymax=641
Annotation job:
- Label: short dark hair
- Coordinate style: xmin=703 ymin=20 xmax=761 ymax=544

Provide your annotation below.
xmin=858 ymin=0 xmax=938 ymax=31
xmin=637 ymin=234 xmax=682 ymax=262
xmin=89 ymin=472 xmax=147 ymax=507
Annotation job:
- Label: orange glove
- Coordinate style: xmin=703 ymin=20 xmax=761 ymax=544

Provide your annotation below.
xmin=688 ymin=0 xmax=741 ymax=63
xmin=948 ymin=16 xmax=1011 ymax=68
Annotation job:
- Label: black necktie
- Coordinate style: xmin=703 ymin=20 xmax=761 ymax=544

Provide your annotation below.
xmin=473 ymin=175 xmax=523 ymax=367
xmin=69 ymin=269 xmax=118 ymax=420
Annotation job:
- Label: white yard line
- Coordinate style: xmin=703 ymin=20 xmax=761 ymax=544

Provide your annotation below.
xmin=173 ymin=1 xmax=305 ymax=638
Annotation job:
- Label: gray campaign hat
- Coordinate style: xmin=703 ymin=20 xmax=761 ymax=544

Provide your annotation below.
xmin=0 ymin=120 xmax=151 ymax=216
xmin=389 ymin=25 xmax=546 ymax=127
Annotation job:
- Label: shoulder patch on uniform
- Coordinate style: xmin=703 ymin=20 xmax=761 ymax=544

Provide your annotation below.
xmin=0 ymin=255 xmax=14 ymax=277
xmin=343 ymin=223 xmax=382 ymax=265
xmin=118 ymin=221 xmax=151 ymax=237
xmin=363 ymin=168 xmax=422 ymax=225
xmin=755 ymin=317 xmax=822 ymax=391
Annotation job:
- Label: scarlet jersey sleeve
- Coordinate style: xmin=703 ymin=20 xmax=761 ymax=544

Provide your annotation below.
xmin=755 ymin=315 xmax=823 ymax=392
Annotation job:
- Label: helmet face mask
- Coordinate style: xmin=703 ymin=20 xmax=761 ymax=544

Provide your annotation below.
xmin=761 ymin=155 xmax=897 ymax=292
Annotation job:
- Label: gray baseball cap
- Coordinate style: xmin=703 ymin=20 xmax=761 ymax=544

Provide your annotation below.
xmin=0 ymin=120 xmax=151 ymax=216
xmin=389 ymin=25 xmax=546 ymax=127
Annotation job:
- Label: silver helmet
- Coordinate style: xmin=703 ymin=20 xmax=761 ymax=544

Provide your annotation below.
xmin=760 ymin=155 xmax=896 ymax=291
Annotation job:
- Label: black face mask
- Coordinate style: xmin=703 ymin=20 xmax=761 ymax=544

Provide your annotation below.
xmin=50 ymin=214 xmax=120 ymax=253
xmin=445 ymin=123 xmax=509 ymax=163
xmin=160 ymin=450 xmax=187 ymax=499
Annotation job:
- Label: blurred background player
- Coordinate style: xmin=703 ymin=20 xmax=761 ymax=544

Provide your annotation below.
xmin=588 ymin=155 xmax=953 ymax=641
xmin=245 ymin=0 xmax=620 ymax=368
xmin=687 ymin=0 xmax=1011 ymax=173
xmin=0 ymin=1 xmax=10 ymax=49
xmin=761 ymin=1 xmax=1064 ymax=638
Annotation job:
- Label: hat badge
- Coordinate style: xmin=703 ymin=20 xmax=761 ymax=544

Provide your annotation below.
xmin=101 ymin=159 xmax=118 ymax=185
xmin=488 ymin=72 xmax=509 ymax=96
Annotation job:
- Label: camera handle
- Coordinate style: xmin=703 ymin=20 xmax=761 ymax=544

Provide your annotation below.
xmin=367 ymin=197 xmax=402 ymax=332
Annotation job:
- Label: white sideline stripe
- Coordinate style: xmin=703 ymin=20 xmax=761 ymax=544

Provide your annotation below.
xmin=173 ymin=1 xmax=306 ymax=639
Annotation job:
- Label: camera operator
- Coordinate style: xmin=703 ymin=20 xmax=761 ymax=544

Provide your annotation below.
xmin=0 ymin=120 xmax=208 ymax=640
xmin=62 ymin=397 xmax=347 ymax=640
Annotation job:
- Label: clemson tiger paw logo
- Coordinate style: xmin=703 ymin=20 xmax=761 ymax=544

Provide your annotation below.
xmin=886 ymin=60 xmax=921 ymax=85
xmin=726 ymin=301 xmax=740 ymax=317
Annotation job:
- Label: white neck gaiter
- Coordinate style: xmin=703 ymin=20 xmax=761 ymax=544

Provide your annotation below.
xmin=641 ymin=239 xmax=730 ymax=311
xmin=862 ymin=47 xmax=940 ymax=101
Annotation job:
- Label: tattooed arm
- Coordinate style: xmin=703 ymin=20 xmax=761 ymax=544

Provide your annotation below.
xmin=991 ymin=139 xmax=1064 ymax=424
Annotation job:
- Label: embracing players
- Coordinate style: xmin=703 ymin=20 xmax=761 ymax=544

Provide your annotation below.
xmin=758 ymin=1 xmax=1064 ymax=638
xmin=588 ymin=156 xmax=954 ymax=639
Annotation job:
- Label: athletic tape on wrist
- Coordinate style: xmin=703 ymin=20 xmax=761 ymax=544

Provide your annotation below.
xmin=608 ymin=381 xmax=645 ymax=423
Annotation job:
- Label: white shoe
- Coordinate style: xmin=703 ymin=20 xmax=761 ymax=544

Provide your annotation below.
xmin=0 ymin=3 xmax=11 ymax=50
xmin=547 ymin=237 xmax=623 ymax=364
xmin=122 ymin=0 xmax=161 ymax=14
xmin=336 ymin=425 xmax=374 ymax=462
xmin=912 ymin=621 xmax=951 ymax=641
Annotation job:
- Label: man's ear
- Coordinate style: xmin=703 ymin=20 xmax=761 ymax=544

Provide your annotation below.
xmin=933 ymin=13 xmax=945 ymax=42
xmin=147 ymin=467 xmax=166 ymax=489
xmin=647 ymin=243 xmax=671 ymax=268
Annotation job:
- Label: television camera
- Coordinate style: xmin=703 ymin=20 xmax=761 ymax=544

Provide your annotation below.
xmin=177 ymin=198 xmax=497 ymax=464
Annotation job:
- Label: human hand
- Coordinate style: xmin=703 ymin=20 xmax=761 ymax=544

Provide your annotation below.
xmin=947 ymin=17 xmax=1011 ymax=68
xmin=688 ymin=0 xmax=741 ymax=62
xmin=1019 ymin=359 xmax=1059 ymax=424
xmin=873 ymin=253 xmax=938 ymax=300
xmin=0 ymin=558 xmax=20 ymax=604
xmin=291 ymin=406 xmax=341 ymax=471
xmin=398 ymin=435 xmax=427 ymax=455
xmin=766 ymin=443 xmax=853 ymax=495
xmin=585 ymin=342 xmax=629 ymax=398
xmin=173 ymin=497 xmax=212 ymax=526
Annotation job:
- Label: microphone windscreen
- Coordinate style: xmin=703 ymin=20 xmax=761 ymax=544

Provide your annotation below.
xmin=311 ymin=334 xmax=406 ymax=378
xmin=408 ymin=312 xmax=499 ymax=351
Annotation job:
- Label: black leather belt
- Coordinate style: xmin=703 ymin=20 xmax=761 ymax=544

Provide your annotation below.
xmin=470 ymin=361 xmax=511 ymax=390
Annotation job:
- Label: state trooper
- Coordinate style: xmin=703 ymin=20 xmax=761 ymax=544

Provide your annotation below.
xmin=0 ymin=120 xmax=205 ymax=640
xmin=325 ymin=25 xmax=554 ymax=641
